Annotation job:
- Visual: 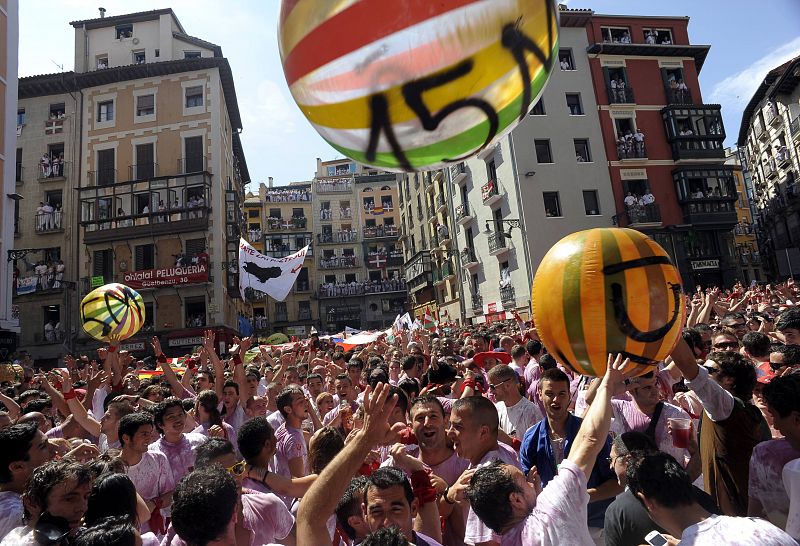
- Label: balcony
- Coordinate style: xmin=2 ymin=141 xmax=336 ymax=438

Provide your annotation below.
xmin=317 ymin=231 xmax=358 ymax=244
xmin=662 ymin=106 xmax=726 ymax=160
xmin=450 ymin=162 xmax=467 ymax=185
xmin=87 ymin=168 xmax=117 ymax=186
xmin=294 ymin=281 xmax=311 ymax=293
xmin=482 ymin=180 xmax=502 ymax=206
xmin=433 ymin=260 xmax=456 ymax=285
xmin=267 ymin=216 xmax=308 ymax=231
xmin=765 ymin=159 xmax=778 ymax=179
xmin=298 ymin=308 xmax=312 ymax=321
xmin=437 ymin=225 xmax=452 ymax=247
xmin=777 ymin=147 xmax=791 ymax=168
xmin=456 ymin=203 xmax=473 ymax=226
xmin=14 ymin=272 xmax=66 ymax=297
xmin=177 ymin=155 xmax=208 ymax=174
xmin=671 ymin=139 xmax=725 ymax=161
xmin=34 ymin=212 xmax=64 ymax=234
xmin=263 ymin=245 xmax=313 ymax=258
xmin=128 ymin=163 xmax=159 ymax=181
xmin=471 ymin=293 xmax=483 ymax=313
xmin=435 ymin=193 xmax=447 ymax=214
xmin=791 ymin=116 xmax=800 ymax=141
xmin=253 ymin=316 xmax=270 ymax=333
xmin=461 ymin=248 xmax=479 ymax=270
xmin=607 ymin=85 xmax=635 ymax=104
xmin=680 ymin=198 xmax=738 ymax=225
xmin=615 ymin=204 xmax=661 ymax=228
xmin=34 ymin=331 xmax=66 ymax=345
xmin=224 ymin=262 xmax=241 ymax=299
xmin=318 ymin=278 xmax=407 ymax=298
xmin=616 ymin=142 xmax=647 ymax=160
xmin=665 ymin=87 xmax=693 ymax=105
xmin=38 ymin=160 xmax=69 ymax=182
xmin=275 ymin=311 xmax=289 ymax=323
xmin=316 ymin=178 xmax=353 ymax=193
xmin=340 ymin=208 xmax=353 ymax=219
xmin=488 ymin=232 xmax=509 ymax=256
xmin=756 ymin=123 xmax=768 ymax=141
xmin=79 ymin=172 xmax=212 ymax=244
xmin=363 ymin=225 xmax=399 ymax=240
xmin=423 ymin=172 xmax=434 ymax=193
xmin=319 ymin=255 xmax=359 ymax=269
xmin=766 ymin=104 xmax=781 ymax=127
xmin=365 ymin=250 xmax=403 ymax=268
xmin=319 ymin=209 xmax=333 ymax=221
xmin=265 ymin=189 xmax=312 ymax=202
xmin=500 ymin=285 xmax=516 ymax=308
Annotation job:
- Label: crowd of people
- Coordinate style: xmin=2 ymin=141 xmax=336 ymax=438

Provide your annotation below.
xmin=615 ymin=129 xmax=646 ymax=159
xmin=318 ymin=278 xmax=407 ymax=297
xmin=38 ymin=154 xmax=66 ymax=179
xmin=35 ymin=202 xmax=63 ymax=232
xmin=265 ymin=189 xmax=312 ymax=203
xmin=1 ymin=280 xmax=799 ymax=545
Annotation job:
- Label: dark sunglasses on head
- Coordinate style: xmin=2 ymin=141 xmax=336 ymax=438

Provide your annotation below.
xmin=488 ymin=378 xmax=512 ymax=391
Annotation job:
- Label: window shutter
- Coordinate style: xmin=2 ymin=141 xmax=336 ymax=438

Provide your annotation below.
xmin=186 ymin=238 xmax=206 ymax=256
xmin=135 ymin=245 xmax=144 ymax=271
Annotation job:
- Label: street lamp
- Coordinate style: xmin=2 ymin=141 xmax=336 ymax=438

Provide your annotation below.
xmin=484 ymin=219 xmax=522 ymax=239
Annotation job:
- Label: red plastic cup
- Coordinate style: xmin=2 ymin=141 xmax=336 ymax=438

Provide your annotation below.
xmin=668 ymin=417 xmax=691 ymax=449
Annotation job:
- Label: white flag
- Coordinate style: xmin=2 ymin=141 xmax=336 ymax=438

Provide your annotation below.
xmin=238 ymin=238 xmax=308 ymax=302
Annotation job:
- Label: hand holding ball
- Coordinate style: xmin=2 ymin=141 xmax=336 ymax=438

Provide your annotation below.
xmin=531 ymin=228 xmax=686 ymax=377
xmin=80 ymin=283 xmax=145 ymax=342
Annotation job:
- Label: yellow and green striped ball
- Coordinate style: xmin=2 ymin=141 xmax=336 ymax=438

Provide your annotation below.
xmin=532 ymin=228 xmax=687 ymax=378
xmin=80 ymin=283 xmax=145 ymax=342
xmin=278 ymin=0 xmax=559 ymax=171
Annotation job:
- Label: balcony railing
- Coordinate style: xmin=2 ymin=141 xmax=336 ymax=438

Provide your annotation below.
xmin=435 ymin=193 xmax=446 ymax=211
xmin=363 ymin=225 xmax=399 ymax=239
xmin=316 ymin=179 xmax=353 ymax=193
xmin=35 ymin=212 xmax=64 ymax=233
xmin=267 ymin=216 xmax=308 ymax=230
xmin=318 ymin=279 xmax=407 ymax=297
xmin=471 ymin=293 xmax=483 ymax=313
xmin=295 ymin=281 xmax=311 ymax=293
xmin=765 ymin=159 xmax=777 ymax=179
xmin=319 ymin=209 xmax=333 ymax=221
xmin=318 ymin=231 xmax=358 ymax=244
xmin=129 ymin=163 xmax=159 ymax=181
xmin=616 ymin=142 xmax=647 ymax=160
xmin=178 ymin=155 xmax=207 ymax=174
xmin=87 ymin=168 xmax=117 ymax=186
xmin=298 ymin=308 xmax=312 ymax=321
xmin=34 ymin=331 xmax=65 ymax=345
xmin=14 ymin=272 xmax=66 ymax=296
xmin=265 ymin=189 xmax=312 ymax=202
xmin=319 ymin=255 xmax=359 ymax=269
xmin=617 ymin=203 xmax=661 ymax=227
xmin=482 ymin=180 xmax=501 ymax=204
xmin=461 ymin=248 xmax=479 ymax=267
xmin=790 ymin=116 xmax=800 ymax=140
xmin=449 ymin=162 xmax=467 ymax=184
xmin=433 ymin=260 xmax=455 ymax=284
xmin=607 ymin=85 xmax=635 ymax=104
xmin=665 ymin=87 xmax=693 ymax=105
xmin=263 ymin=246 xmax=312 ymax=258
xmin=488 ymin=232 xmax=508 ymax=254
xmin=672 ymin=139 xmax=725 ymax=160
xmin=765 ymin=105 xmax=781 ymax=126
xmin=500 ymin=285 xmax=516 ymax=306
xmin=755 ymin=123 xmax=768 ymax=141
xmin=680 ymin=197 xmax=738 ymax=225
xmin=456 ymin=203 xmax=472 ymax=223
xmin=340 ymin=208 xmax=353 ymax=219
xmin=253 ymin=316 xmax=269 ymax=332
xmin=38 ymin=159 xmax=69 ymax=181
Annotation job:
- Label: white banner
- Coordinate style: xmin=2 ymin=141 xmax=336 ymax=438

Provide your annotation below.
xmin=238 ymin=238 xmax=308 ymax=302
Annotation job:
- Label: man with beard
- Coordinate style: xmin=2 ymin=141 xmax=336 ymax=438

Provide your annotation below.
xmin=382 ymin=396 xmax=469 ymax=546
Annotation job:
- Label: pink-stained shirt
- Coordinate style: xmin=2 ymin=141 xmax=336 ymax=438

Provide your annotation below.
xmin=218 ymin=402 xmax=247 ymax=436
xmin=609 ymin=400 xmax=691 ymax=463
xmin=381 ymin=446 xmax=470 ymax=486
xmin=500 ymin=459 xmax=593 ymax=546
xmin=0 ymin=491 xmax=23 ymax=541
xmin=148 ymin=433 xmax=207 ymax=486
xmin=160 ymin=489 xmax=294 ymax=546
xmin=749 ymin=439 xmax=800 ymax=527
xmin=126 ymin=451 xmax=175 ymax=502
xmin=464 ymin=445 xmax=521 ymax=545
xmin=192 ymin=422 xmax=239 ymax=456
xmin=275 ymin=424 xmax=307 ymax=478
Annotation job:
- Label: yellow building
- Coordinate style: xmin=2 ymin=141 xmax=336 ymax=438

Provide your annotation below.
xmin=727 ymin=149 xmax=763 ymax=283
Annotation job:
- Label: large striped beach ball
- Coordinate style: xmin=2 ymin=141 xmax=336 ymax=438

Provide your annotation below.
xmin=532 ymin=228 xmax=687 ymax=378
xmin=278 ymin=0 xmax=559 ymax=171
xmin=80 ymin=283 xmax=145 ymax=342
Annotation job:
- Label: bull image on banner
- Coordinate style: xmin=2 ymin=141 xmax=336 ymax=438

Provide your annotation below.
xmin=238 ymin=238 xmax=308 ymax=302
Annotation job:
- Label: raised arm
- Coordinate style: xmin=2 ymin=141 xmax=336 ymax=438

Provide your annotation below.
xmin=59 ymin=370 xmax=103 ymax=438
xmin=152 ymin=337 xmax=185 ymax=398
xmin=672 ymin=338 xmax=734 ymax=422
xmin=0 ymin=390 xmax=21 ymax=420
xmin=567 ymin=355 xmax=628 ymax=480
xmin=231 ymin=336 xmax=253 ymax=406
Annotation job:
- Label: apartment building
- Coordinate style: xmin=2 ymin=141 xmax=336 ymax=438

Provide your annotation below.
xmin=13 ymin=8 xmax=251 ymax=360
xmin=399 ymin=172 xmax=435 ymax=320
xmin=725 ymin=148 xmax=763 ymax=283
xmin=313 ymin=158 xmax=405 ymax=332
xmin=0 ymin=0 xmax=20 ymax=356
xmin=737 ymin=54 xmax=800 ymax=280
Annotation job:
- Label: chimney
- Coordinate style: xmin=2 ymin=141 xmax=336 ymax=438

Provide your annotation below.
xmin=268 ymin=177 xmax=273 ymax=188
xmin=99 ymin=7 xmax=106 ymax=17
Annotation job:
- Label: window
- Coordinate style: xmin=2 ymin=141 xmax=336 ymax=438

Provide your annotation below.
xmin=601 ymin=26 xmax=632 ymax=43
xmin=133 ymin=50 xmax=146 ymax=64
xmin=185 ymin=297 xmax=207 ymax=327
xmin=574 ymin=139 xmax=591 ymax=162
xmin=44 ymin=190 xmax=63 ymax=209
xmin=566 ymin=94 xmax=583 ymax=115
xmin=15 ymin=148 xmax=22 ymax=182
xmin=136 ymin=94 xmax=154 ymax=117
xmin=345 ymin=273 xmax=357 ymax=283
xmin=135 ymin=244 xmax=155 ymax=270
xmin=248 ymin=209 xmax=260 ymax=218
xmin=530 ymin=99 xmax=545 ymax=116
xmin=141 ymin=302 xmax=154 ymax=332
xmin=186 ymin=238 xmax=206 ymax=257
xmin=543 ymin=192 xmax=562 ymax=217
xmin=558 ymin=49 xmax=575 ymax=70
xmin=97 ymin=100 xmax=114 ymax=122
xmin=643 ymin=28 xmax=673 ymax=45
xmin=184 ymin=136 xmax=204 ymax=172
xmin=49 ymin=103 xmax=65 ymax=118
xmin=292 ymin=208 xmax=303 ymax=218
xmin=535 ymin=140 xmax=553 ymax=163
xmin=97 ymin=149 xmax=115 ymax=185
xmin=96 ymin=56 xmax=108 ymax=69
xmin=16 ymin=108 xmax=25 ymax=125
xmin=115 ymin=24 xmax=133 ymax=39
xmin=155 ymin=49 xmax=160 ymax=57
xmin=184 ymin=51 xmax=201 ymax=59
xmin=487 ymin=160 xmax=497 ymax=182
xmin=93 ymin=249 xmax=113 ymax=282
xmin=42 ymin=305 xmax=61 ymax=342
xmin=582 ymin=190 xmax=600 ymax=215
xmin=369 ymin=270 xmax=382 ymax=282
xmin=185 ymin=86 xmax=204 ymax=108
xmin=134 ymin=144 xmax=154 ymax=179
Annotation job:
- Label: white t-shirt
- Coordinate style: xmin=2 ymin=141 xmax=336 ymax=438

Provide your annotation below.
xmin=0 ymin=491 xmax=23 ymax=541
xmin=782 ymin=457 xmax=800 ymax=540
xmin=679 ymin=514 xmax=796 ymax=545
xmin=496 ymin=397 xmax=543 ymax=440
xmin=465 ymin=445 xmax=521 ymax=545
xmin=500 ymin=459 xmax=593 ymax=546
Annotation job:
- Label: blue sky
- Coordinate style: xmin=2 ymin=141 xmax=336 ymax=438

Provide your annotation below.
xmin=18 ymin=1 xmax=800 ymax=189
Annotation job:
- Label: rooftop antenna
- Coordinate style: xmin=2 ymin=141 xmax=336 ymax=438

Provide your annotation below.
xmin=50 ymin=59 xmax=64 ymax=72
xmin=99 ymin=7 xmax=106 ymax=18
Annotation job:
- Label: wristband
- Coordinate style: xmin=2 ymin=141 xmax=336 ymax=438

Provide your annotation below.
xmin=260 ymin=468 xmax=271 ymax=486
xmin=410 ymin=469 xmax=437 ymax=506
xmin=63 ymin=389 xmax=77 ymax=400
xmin=442 ymin=485 xmax=456 ymax=505
xmin=232 ymin=354 xmax=243 ymax=366
xmin=107 ymin=346 xmax=117 ymax=353
xmin=156 ymin=354 xmax=167 ymax=364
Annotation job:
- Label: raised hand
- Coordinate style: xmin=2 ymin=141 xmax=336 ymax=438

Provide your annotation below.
xmin=362 ymin=383 xmax=403 ymax=446
xmin=202 ymin=329 xmax=216 ymax=356
xmin=151 ymin=336 xmax=163 ymax=356
xmin=603 ymin=353 xmax=631 ymax=396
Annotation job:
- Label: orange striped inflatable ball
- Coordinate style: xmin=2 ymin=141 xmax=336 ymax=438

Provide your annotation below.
xmin=80 ymin=283 xmax=145 ymax=342
xmin=532 ymin=228 xmax=686 ymax=377
xmin=278 ymin=0 xmax=559 ymax=171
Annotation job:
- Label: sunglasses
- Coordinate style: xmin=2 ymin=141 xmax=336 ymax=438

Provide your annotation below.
xmin=488 ymin=378 xmax=512 ymax=391
xmin=225 ymin=460 xmax=247 ymax=476
xmin=713 ymin=342 xmax=739 ymax=350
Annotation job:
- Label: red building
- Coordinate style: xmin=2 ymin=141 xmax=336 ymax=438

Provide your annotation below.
xmin=575 ymin=10 xmax=736 ymax=288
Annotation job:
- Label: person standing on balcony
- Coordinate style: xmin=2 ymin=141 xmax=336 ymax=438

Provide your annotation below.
xmin=634 ymin=128 xmax=645 ymax=157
